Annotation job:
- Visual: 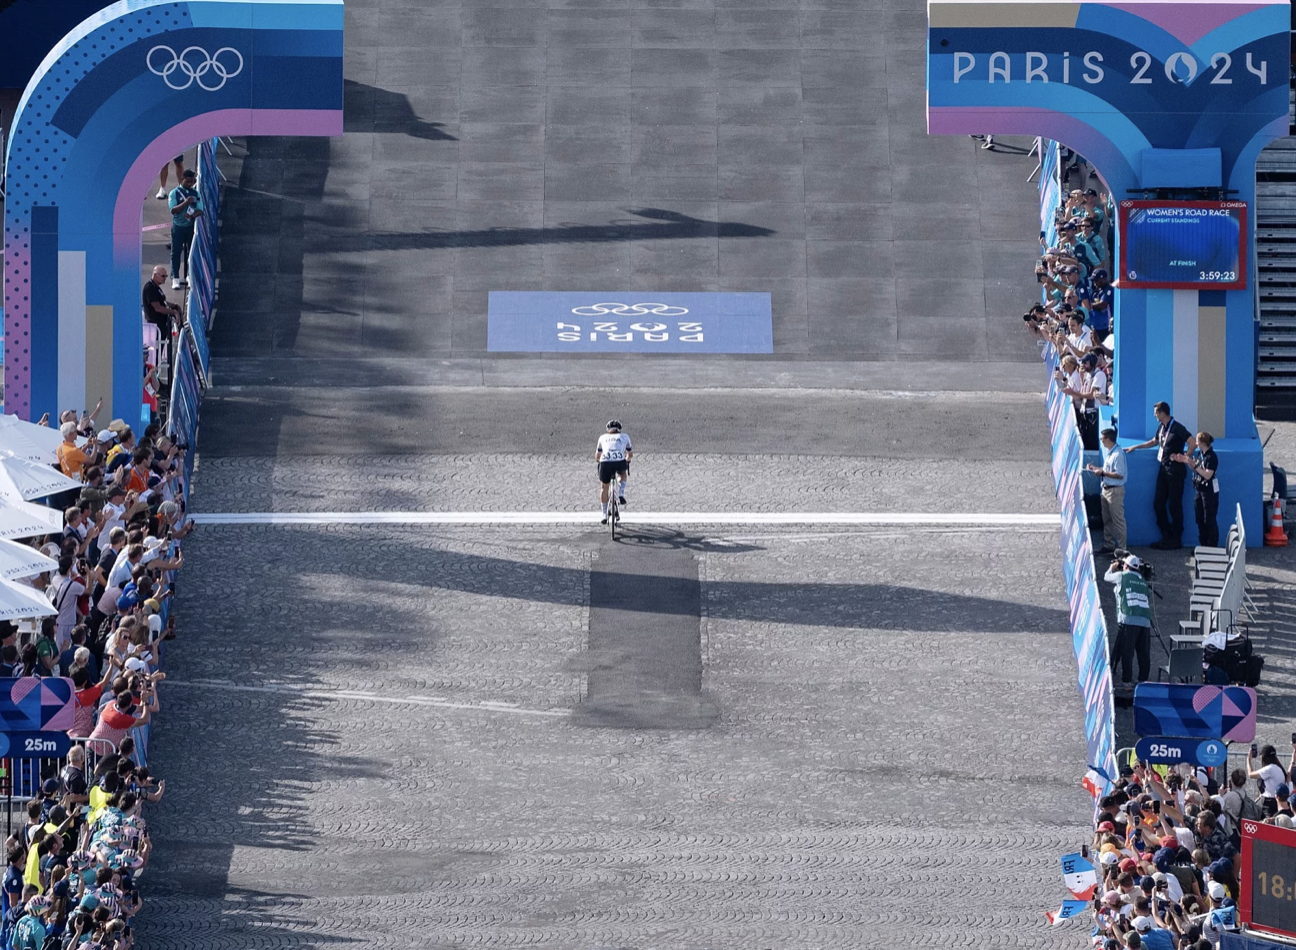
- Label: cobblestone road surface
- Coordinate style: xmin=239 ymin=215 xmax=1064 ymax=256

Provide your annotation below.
xmin=130 ymin=0 xmax=1107 ymax=941
xmin=143 ymin=521 xmax=1090 ymax=948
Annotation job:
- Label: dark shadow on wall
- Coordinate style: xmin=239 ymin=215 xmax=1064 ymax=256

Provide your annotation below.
xmin=343 ymin=79 xmax=458 ymax=141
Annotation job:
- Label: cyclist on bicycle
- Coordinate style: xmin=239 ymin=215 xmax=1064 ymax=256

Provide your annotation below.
xmin=595 ymin=420 xmax=632 ymax=524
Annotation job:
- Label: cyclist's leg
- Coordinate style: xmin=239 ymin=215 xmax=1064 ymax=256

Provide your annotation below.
xmin=618 ymin=463 xmax=628 ymax=502
xmin=598 ymin=465 xmax=611 ymax=518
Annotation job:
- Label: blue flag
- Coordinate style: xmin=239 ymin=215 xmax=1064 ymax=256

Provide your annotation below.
xmin=1047 ymin=900 xmax=1091 ymax=925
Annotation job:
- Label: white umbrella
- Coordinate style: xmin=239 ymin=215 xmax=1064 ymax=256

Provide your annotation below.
xmin=0 ymin=497 xmax=62 ymax=539
xmin=0 ymin=415 xmax=67 ymax=463
xmin=0 ymin=452 xmax=82 ymax=501
xmin=0 ymin=579 xmax=55 ymax=620
xmin=0 ymin=539 xmax=58 ymax=580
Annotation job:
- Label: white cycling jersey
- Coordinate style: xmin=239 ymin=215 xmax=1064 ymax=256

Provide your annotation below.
xmin=596 ymin=432 xmax=632 ymax=462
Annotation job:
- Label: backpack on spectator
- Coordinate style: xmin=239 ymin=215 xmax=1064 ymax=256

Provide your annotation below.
xmin=1240 ymin=795 xmax=1264 ymax=822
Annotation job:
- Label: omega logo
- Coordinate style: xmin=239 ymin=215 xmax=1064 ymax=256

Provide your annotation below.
xmin=950 ymin=50 xmax=1268 ymax=85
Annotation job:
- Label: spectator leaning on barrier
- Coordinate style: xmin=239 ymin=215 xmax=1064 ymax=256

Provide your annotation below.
xmin=1084 ymin=269 xmax=1115 ymax=336
xmin=1126 ymin=402 xmax=1194 ymax=550
xmin=1103 ymin=553 xmax=1153 ymax=687
xmin=142 ymin=265 xmax=184 ymax=353
xmin=1088 ymin=428 xmax=1128 ymax=553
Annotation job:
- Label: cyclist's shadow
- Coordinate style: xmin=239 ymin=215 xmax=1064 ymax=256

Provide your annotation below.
xmin=610 ymin=525 xmax=765 ymax=554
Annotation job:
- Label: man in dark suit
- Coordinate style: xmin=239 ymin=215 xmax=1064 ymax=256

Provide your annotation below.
xmin=1126 ymin=401 xmax=1195 ymax=549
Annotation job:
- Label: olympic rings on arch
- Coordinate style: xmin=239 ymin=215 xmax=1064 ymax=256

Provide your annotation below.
xmin=147 ymin=45 xmax=244 ymax=91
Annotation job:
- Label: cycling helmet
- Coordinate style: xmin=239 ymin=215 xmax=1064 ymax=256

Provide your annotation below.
xmin=606 ymin=420 xmax=622 ymax=431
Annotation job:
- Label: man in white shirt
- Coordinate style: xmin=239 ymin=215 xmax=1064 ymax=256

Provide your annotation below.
xmin=107 ymin=544 xmax=144 ymax=590
xmin=99 ymin=486 xmax=129 ymax=537
xmin=1087 ymin=428 xmax=1127 ymax=553
xmin=1064 ymin=313 xmax=1095 ymax=358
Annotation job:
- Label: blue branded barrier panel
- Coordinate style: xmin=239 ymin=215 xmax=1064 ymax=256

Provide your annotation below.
xmin=1045 ymin=343 xmax=1118 ymax=789
xmin=1133 ymin=683 xmax=1257 ymax=742
xmin=487 ymin=292 xmax=773 ymax=354
xmin=184 ymin=138 xmax=221 ymax=384
xmin=1039 ymin=141 xmax=1061 ymax=250
xmin=168 ymin=326 xmax=202 ymax=488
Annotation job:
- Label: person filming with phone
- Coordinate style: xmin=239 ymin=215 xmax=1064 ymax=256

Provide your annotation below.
xmin=1249 ymin=743 xmax=1289 ymax=817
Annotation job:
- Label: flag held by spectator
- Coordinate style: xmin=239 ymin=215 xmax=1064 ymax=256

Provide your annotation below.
xmin=1083 ymin=765 xmax=1109 ymax=799
xmin=1046 ymin=900 xmax=1090 ymax=925
xmin=1061 ymin=852 xmax=1099 ymax=899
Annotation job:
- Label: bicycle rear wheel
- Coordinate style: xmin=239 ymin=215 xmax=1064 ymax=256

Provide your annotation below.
xmin=609 ymin=496 xmax=619 ymax=539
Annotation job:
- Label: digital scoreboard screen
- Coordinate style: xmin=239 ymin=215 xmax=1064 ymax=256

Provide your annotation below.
xmin=1118 ymin=200 xmax=1247 ymax=290
xmin=1242 ymin=820 xmax=1296 ymax=939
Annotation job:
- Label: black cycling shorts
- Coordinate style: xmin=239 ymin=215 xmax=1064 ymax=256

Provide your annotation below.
xmin=598 ymin=460 xmax=629 ymax=484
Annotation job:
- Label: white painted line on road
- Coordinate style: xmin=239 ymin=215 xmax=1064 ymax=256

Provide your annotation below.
xmin=191 ymin=511 xmax=1059 ymax=527
xmin=169 ymin=679 xmax=571 ymax=718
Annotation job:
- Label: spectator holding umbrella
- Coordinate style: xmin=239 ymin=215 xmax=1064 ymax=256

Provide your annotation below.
xmin=1125 ymin=402 xmax=1195 ymax=549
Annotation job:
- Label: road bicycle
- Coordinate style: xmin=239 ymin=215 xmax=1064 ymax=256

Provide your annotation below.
xmin=607 ymin=477 xmax=621 ymax=539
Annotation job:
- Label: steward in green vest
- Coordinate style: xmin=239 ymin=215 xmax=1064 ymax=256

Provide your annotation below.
xmin=1103 ymin=553 xmax=1153 ymax=687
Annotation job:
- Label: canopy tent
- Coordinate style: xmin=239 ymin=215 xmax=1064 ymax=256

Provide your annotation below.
xmin=0 ymin=539 xmax=58 ymax=580
xmin=0 ymin=452 xmax=82 ymax=501
xmin=0 ymin=497 xmax=63 ymax=539
xmin=0 ymin=579 xmax=56 ymax=620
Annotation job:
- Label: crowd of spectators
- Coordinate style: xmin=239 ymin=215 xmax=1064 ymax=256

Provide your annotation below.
xmin=1024 ymin=169 xmax=1266 ymax=946
xmin=0 ymin=403 xmax=191 ymax=949
xmin=1088 ymin=745 xmax=1296 ymax=947
xmin=1024 ymin=187 xmax=1117 ymax=451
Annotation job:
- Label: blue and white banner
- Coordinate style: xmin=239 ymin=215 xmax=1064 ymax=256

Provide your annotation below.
xmin=1045 ymin=343 xmax=1118 ymax=794
xmin=487 ymin=292 xmax=773 ymax=353
xmin=1046 ymin=900 xmax=1091 ymax=926
xmin=184 ymin=138 xmax=221 ymax=385
xmin=1037 ymin=145 xmax=1117 ymax=795
xmin=168 ymin=326 xmax=201 ymax=489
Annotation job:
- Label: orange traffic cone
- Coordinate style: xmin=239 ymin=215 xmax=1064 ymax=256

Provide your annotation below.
xmin=1266 ymin=493 xmax=1289 ymax=547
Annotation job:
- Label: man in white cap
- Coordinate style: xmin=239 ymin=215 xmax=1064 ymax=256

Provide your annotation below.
xmin=1103 ymin=554 xmax=1154 ymax=687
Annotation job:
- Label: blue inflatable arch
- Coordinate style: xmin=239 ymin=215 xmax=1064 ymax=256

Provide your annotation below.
xmin=3 ymin=0 xmax=343 ymax=422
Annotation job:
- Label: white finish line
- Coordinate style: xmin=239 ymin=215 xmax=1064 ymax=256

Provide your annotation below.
xmin=191 ymin=511 xmax=1059 ymax=527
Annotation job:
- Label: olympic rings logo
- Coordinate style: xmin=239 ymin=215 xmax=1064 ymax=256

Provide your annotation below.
xmin=570 ymin=302 xmax=690 ymax=317
xmin=1243 ymin=821 xmax=1259 ymax=835
xmin=147 ymin=45 xmax=244 ymax=91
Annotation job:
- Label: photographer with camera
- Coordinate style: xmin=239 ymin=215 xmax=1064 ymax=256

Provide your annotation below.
xmin=1104 ymin=553 xmax=1154 ymax=687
